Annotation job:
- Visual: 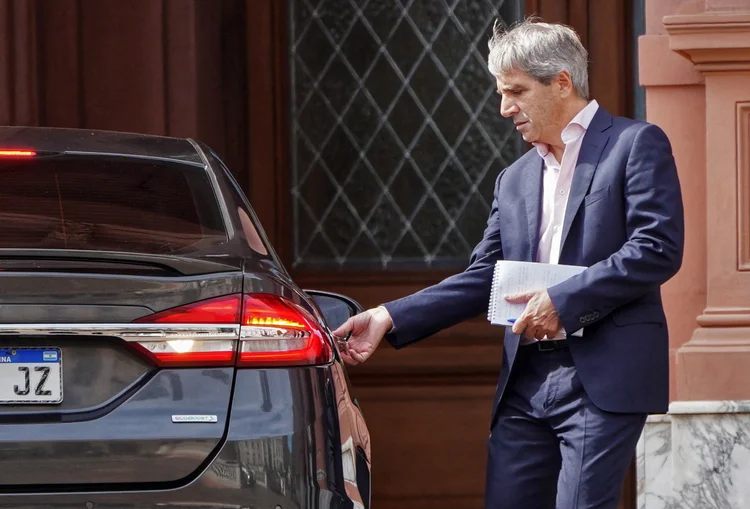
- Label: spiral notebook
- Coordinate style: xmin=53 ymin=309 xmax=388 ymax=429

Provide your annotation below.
xmin=488 ymin=260 xmax=586 ymax=336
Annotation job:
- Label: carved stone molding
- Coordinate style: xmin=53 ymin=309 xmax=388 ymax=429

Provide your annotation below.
xmin=696 ymin=307 xmax=750 ymax=327
xmin=665 ymin=11 xmax=750 ymax=401
xmin=664 ymin=12 xmax=750 ymax=72
xmin=739 ymin=102 xmax=750 ymax=271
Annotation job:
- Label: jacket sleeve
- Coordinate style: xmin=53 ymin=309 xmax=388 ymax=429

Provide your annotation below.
xmin=547 ymin=123 xmax=685 ymax=334
xmin=382 ymin=169 xmax=507 ymax=349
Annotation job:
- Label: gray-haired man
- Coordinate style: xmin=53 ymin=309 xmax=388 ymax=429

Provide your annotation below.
xmin=334 ymin=18 xmax=684 ymax=508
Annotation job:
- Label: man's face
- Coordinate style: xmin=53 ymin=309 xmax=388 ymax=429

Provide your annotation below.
xmin=496 ymin=70 xmax=565 ymax=145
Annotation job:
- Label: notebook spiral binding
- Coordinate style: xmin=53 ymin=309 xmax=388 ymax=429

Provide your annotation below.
xmin=487 ymin=262 xmax=500 ymax=323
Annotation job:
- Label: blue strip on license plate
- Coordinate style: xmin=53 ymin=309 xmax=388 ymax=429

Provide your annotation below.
xmin=0 ymin=349 xmax=61 ymax=363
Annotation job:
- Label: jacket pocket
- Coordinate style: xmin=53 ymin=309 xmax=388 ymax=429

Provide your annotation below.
xmin=584 ymin=185 xmax=610 ymax=207
xmin=611 ymin=303 xmax=665 ymax=326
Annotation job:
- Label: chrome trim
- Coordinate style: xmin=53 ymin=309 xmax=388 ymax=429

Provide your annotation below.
xmin=0 ymin=324 xmax=240 ymax=342
xmin=240 ymin=325 xmax=310 ymax=340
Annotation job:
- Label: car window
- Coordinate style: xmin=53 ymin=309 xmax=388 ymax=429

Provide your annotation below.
xmin=0 ymin=156 xmax=227 ymax=255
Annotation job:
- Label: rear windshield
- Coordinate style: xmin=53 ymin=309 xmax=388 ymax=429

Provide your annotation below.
xmin=0 ymin=156 xmax=227 ymax=255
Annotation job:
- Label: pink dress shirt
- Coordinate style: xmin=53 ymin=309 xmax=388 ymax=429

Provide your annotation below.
xmin=523 ymin=100 xmax=599 ymax=342
xmin=534 ymin=100 xmax=600 ymax=265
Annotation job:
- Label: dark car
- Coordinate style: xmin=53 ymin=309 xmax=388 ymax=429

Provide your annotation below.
xmin=0 ymin=126 xmax=371 ymax=508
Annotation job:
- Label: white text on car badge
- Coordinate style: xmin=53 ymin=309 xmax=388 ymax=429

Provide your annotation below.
xmin=172 ymin=415 xmax=218 ymax=423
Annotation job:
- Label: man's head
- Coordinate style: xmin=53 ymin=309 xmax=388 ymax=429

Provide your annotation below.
xmin=487 ymin=19 xmax=589 ymax=146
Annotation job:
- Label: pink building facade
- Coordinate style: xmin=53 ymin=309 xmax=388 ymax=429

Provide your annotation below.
xmin=638 ymin=1 xmax=750 ymax=506
xmin=645 ymin=0 xmax=750 ymax=403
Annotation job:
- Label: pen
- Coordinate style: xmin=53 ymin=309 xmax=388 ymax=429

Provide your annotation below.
xmin=507 ymin=318 xmax=516 ymax=323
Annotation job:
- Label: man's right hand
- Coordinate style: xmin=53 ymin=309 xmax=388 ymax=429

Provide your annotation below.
xmin=332 ymin=306 xmax=393 ymax=366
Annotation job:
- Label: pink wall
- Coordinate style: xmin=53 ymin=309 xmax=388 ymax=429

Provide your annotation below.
xmin=642 ymin=0 xmax=750 ymax=401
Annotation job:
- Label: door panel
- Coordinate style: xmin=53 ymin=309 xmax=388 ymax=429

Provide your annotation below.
xmin=287 ymin=0 xmax=524 ymax=271
xmin=355 ymin=384 xmax=495 ymax=507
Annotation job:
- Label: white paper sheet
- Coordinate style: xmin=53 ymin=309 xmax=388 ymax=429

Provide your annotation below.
xmin=488 ymin=260 xmax=586 ymax=336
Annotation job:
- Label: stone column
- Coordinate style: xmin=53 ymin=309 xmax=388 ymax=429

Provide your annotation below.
xmin=639 ymin=0 xmax=707 ymax=402
xmin=663 ymin=10 xmax=750 ymax=401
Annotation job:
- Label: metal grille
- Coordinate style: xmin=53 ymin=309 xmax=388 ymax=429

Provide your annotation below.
xmin=290 ymin=0 xmax=524 ymax=269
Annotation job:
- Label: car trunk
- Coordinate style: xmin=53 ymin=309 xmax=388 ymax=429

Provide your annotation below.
xmin=0 ymin=266 xmax=244 ymax=488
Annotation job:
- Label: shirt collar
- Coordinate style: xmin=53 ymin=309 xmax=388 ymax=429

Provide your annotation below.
xmin=533 ymin=99 xmax=600 ymax=158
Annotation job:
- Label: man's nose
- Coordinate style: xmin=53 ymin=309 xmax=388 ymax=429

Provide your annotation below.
xmin=499 ymin=96 xmax=518 ymax=118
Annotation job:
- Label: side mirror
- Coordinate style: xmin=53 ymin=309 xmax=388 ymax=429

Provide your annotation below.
xmin=304 ymin=290 xmax=364 ymax=332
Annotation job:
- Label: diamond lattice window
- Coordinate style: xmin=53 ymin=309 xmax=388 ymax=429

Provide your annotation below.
xmin=290 ymin=0 xmax=524 ymax=269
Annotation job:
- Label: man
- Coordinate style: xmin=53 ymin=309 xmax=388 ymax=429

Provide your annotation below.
xmin=333 ymin=18 xmax=684 ymax=509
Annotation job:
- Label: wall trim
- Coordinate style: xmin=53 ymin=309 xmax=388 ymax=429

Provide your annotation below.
xmin=664 ymin=12 xmax=750 ymax=73
xmin=638 ymin=34 xmax=704 ymax=87
xmin=738 ymin=102 xmax=750 ymax=270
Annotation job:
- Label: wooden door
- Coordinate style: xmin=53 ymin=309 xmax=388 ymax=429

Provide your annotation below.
xmin=246 ymin=1 xmax=637 ymax=507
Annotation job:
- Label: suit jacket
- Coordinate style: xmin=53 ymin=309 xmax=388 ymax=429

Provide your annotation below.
xmin=383 ymin=107 xmax=685 ymax=421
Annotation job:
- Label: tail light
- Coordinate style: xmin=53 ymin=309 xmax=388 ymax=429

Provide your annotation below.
xmin=238 ymin=294 xmax=332 ymax=367
xmin=133 ymin=294 xmax=242 ymax=367
xmin=132 ymin=293 xmax=332 ymax=367
xmin=136 ymin=294 xmax=242 ymax=324
xmin=0 ymin=150 xmax=36 ymax=157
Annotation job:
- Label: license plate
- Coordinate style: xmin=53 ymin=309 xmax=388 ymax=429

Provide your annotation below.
xmin=0 ymin=348 xmax=63 ymax=404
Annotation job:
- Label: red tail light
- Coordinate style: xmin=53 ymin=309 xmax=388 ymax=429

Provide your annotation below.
xmin=135 ymin=294 xmax=241 ymax=324
xmin=131 ymin=293 xmax=332 ymax=368
xmin=0 ymin=150 xmax=36 ymax=157
xmin=132 ymin=294 xmax=241 ymax=367
xmin=238 ymin=294 xmax=333 ymax=367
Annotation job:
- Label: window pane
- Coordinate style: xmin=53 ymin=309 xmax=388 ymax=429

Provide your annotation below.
xmin=290 ymin=0 xmax=524 ymax=269
xmin=0 ymin=156 xmax=227 ymax=255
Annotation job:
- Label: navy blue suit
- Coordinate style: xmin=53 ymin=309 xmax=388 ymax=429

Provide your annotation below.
xmin=382 ymin=107 xmax=684 ymax=508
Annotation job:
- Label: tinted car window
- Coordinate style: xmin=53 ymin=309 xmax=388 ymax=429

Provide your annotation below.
xmin=0 ymin=156 xmax=227 ymax=255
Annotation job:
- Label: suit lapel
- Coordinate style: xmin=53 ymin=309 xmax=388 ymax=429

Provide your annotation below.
xmin=558 ymin=108 xmax=613 ymax=253
xmin=523 ymin=157 xmax=544 ymax=261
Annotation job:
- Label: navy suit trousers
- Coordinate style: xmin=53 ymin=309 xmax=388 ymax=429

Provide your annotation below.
xmin=485 ymin=345 xmax=646 ymax=509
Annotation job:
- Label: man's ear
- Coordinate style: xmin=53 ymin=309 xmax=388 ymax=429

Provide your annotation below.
xmin=557 ymin=71 xmax=575 ymax=98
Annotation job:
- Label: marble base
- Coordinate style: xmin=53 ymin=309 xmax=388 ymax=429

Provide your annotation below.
xmin=637 ymin=401 xmax=750 ymax=509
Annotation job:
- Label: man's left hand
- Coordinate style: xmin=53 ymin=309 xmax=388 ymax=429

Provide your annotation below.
xmin=504 ymin=290 xmax=562 ymax=340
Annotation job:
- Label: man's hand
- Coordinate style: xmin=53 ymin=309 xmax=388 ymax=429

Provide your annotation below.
xmin=332 ymin=306 xmax=393 ymax=365
xmin=504 ymin=290 xmax=562 ymax=340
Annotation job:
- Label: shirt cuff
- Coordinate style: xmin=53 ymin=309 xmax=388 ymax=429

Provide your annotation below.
xmin=377 ymin=305 xmax=395 ymax=334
